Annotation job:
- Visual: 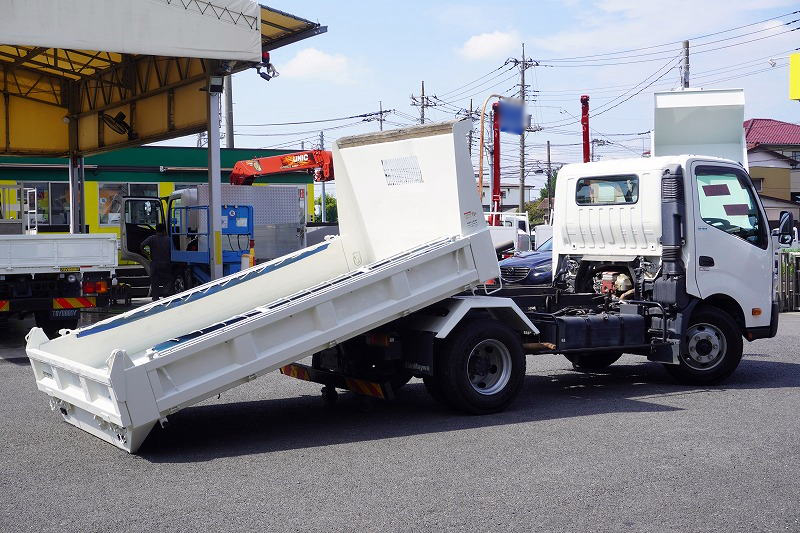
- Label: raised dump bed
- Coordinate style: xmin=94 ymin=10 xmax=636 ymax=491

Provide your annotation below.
xmin=26 ymin=120 xmax=500 ymax=452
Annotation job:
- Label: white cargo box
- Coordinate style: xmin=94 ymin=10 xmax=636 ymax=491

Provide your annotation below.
xmin=0 ymin=233 xmax=118 ymax=274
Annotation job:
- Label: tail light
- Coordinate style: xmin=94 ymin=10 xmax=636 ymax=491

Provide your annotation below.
xmin=82 ymin=280 xmax=109 ymax=294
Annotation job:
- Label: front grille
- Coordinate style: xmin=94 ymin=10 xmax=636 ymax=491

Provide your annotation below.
xmin=500 ymin=266 xmax=530 ymax=283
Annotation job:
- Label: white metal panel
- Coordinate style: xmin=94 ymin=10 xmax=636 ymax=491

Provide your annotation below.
xmin=0 ymin=234 xmax=117 ymax=273
xmin=0 ymin=0 xmax=262 ymax=62
xmin=196 ymin=184 xmax=303 ymax=225
xmin=333 ymin=120 xmax=490 ymax=270
xmin=652 ymin=89 xmax=748 ymax=168
xmin=554 ymin=158 xmax=666 ymax=261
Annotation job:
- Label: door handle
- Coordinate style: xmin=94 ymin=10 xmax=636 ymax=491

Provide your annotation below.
xmin=699 ymin=256 xmax=715 ymax=267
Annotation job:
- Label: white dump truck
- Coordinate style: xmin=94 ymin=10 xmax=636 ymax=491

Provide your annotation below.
xmin=25 ymin=90 xmax=791 ymax=453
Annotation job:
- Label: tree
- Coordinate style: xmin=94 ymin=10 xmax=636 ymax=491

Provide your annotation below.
xmin=524 ymin=201 xmax=547 ymax=226
xmin=314 ymin=194 xmax=338 ymax=223
xmin=538 ymin=170 xmax=557 ymax=201
xmin=524 ymin=170 xmax=557 ymax=226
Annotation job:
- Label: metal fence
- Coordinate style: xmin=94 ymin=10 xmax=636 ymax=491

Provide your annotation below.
xmin=779 ymin=251 xmax=800 ymax=312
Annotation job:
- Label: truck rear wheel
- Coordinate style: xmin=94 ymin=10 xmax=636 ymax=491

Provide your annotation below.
xmin=664 ymin=305 xmax=743 ymax=385
xmin=564 ymin=351 xmax=623 ymax=371
xmin=35 ymin=311 xmax=79 ymax=339
xmin=436 ymin=320 xmax=525 ymax=414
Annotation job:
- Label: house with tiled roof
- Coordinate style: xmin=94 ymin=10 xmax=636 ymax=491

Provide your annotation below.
xmin=744 ymin=118 xmax=800 ymax=203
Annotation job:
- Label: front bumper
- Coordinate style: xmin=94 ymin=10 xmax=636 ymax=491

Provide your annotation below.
xmin=745 ymin=301 xmax=780 ymax=341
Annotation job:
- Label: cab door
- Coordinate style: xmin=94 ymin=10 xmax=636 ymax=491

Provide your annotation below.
xmin=689 ymin=162 xmax=772 ymax=327
xmin=121 ymin=197 xmax=165 ymax=273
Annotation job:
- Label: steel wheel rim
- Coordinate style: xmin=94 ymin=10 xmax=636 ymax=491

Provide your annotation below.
xmin=467 ymin=339 xmax=512 ymax=395
xmin=684 ymin=322 xmax=727 ymax=370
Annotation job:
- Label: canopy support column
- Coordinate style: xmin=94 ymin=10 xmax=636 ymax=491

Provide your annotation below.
xmin=207 ymin=81 xmax=224 ymax=280
xmin=67 ymin=104 xmax=84 ymax=233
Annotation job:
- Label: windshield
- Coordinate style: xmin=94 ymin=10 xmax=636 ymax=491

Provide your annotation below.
xmin=695 ymin=165 xmax=767 ymax=249
xmin=536 ymin=238 xmax=552 ymax=251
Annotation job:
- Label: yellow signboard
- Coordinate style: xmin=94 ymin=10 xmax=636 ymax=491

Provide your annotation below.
xmin=791 ymin=53 xmax=800 ymax=101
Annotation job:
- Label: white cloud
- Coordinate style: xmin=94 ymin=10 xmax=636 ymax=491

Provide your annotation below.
xmin=458 ymin=30 xmax=520 ymax=60
xmin=279 ymin=48 xmax=355 ymax=84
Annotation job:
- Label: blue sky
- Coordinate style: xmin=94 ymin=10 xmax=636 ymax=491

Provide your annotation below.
xmin=169 ymin=0 xmax=800 ymax=195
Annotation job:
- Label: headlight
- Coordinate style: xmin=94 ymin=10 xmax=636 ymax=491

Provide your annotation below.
xmin=533 ymin=263 xmax=552 ymax=273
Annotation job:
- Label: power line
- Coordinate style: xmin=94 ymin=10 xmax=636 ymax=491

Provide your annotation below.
xmin=538 ymin=20 xmax=798 ymax=65
xmin=538 ymin=54 xmax=681 ymax=129
xmin=537 ymin=9 xmax=799 ymax=62
xmin=238 ymin=110 xmax=392 ymax=127
xmin=436 ymin=63 xmax=513 ymax=98
xmin=235 ymin=120 xmax=369 ymax=137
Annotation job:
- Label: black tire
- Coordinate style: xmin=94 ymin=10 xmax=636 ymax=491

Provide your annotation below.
xmin=663 ymin=305 xmax=743 ymax=385
xmin=34 ymin=312 xmax=79 ymax=339
xmin=173 ymin=270 xmax=191 ymax=295
xmin=564 ymin=351 xmax=623 ymax=371
xmin=436 ymin=319 xmax=526 ymax=414
xmin=423 ymin=375 xmax=449 ymax=406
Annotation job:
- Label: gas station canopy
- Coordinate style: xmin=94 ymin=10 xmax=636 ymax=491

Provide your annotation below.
xmin=0 ymin=1 xmax=325 ymax=156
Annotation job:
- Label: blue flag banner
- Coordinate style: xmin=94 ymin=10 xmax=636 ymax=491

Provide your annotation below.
xmin=499 ymin=99 xmax=526 ymax=135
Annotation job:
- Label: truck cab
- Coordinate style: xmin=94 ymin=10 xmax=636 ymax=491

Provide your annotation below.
xmin=545 ymin=89 xmax=792 ymax=382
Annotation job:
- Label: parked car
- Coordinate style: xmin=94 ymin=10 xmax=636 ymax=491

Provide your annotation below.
xmin=499 ymin=238 xmax=552 ymax=285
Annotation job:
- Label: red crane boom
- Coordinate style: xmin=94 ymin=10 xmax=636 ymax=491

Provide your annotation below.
xmin=229 ymin=150 xmax=334 ymax=186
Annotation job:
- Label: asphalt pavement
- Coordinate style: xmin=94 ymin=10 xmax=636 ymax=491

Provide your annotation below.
xmin=1 ymin=311 xmax=798 ymax=532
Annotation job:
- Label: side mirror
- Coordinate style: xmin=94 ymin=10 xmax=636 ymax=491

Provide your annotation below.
xmin=777 ymin=210 xmax=794 ymax=246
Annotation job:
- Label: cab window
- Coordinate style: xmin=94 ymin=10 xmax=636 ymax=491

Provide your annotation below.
xmin=695 ymin=165 xmax=767 ymax=249
xmin=125 ymin=199 xmax=163 ymax=226
xmin=576 ymin=175 xmax=638 ymax=205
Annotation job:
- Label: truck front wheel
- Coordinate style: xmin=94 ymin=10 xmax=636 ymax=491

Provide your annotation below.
xmin=436 ymin=320 xmax=525 ymax=414
xmin=664 ymin=305 xmax=743 ymax=385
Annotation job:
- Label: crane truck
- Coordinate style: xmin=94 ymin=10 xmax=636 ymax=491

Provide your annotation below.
xmin=25 ymin=89 xmax=791 ymax=453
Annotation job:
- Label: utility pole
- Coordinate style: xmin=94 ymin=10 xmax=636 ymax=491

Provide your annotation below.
xmin=546 ymin=140 xmax=552 ymax=224
xmin=507 ymin=45 xmax=538 ymax=212
xmin=411 ymin=81 xmax=432 ymax=124
xmin=224 ymin=75 xmax=234 ymax=148
xmin=519 ymin=43 xmax=527 ymax=212
xmin=467 ymin=98 xmax=474 ymax=156
xmin=682 ymin=40 xmax=690 ymax=88
xmin=379 ymin=101 xmax=384 ymax=131
xmin=319 ymin=130 xmax=326 ymax=222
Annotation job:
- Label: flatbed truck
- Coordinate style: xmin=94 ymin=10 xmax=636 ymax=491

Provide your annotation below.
xmin=0 ymin=185 xmax=118 ymax=336
xmin=24 ymin=91 xmax=790 ymax=452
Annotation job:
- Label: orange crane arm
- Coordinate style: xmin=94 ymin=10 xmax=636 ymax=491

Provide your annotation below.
xmin=229 ymin=150 xmax=335 ymax=186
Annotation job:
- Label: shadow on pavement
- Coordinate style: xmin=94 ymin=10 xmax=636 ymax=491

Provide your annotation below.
xmin=139 ymin=355 xmax=800 ymax=463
